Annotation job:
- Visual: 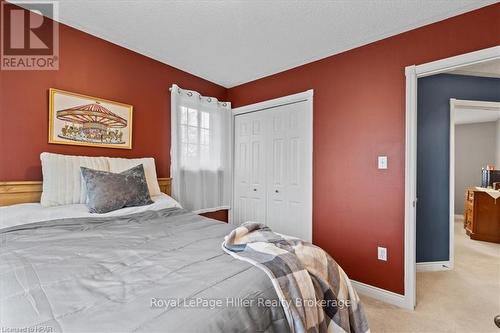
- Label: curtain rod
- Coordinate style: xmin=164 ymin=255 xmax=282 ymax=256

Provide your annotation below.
xmin=168 ymin=86 xmax=229 ymax=106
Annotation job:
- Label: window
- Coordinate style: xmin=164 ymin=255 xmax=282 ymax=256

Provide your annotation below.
xmin=179 ymin=106 xmax=211 ymax=167
xmin=171 ymin=84 xmax=231 ymax=212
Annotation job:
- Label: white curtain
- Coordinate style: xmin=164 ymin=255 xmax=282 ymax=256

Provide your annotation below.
xmin=170 ymin=84 xmax=232 ymax=213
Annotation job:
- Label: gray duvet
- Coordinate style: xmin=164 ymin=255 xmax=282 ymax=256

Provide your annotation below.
xmin=0 ymin=208 xmax=289 ymax=333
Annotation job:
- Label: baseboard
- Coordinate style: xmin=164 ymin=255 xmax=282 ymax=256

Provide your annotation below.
xmin=416 ymin=261 xmax=453 ymax=272
xmin=351 ymin=280 xmax=408 ymax=309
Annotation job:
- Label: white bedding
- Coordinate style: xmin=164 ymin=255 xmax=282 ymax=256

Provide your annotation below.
xmin=0 ymin=193 xmax=181 ymax=230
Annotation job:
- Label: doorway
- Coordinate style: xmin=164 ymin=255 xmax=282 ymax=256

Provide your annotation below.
xmin=404 ymin=46 xmax=500 ymax=309
xmin=450 ymin=99 xmax=500 ymax=254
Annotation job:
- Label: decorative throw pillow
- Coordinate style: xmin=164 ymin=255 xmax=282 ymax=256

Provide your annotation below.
xmin=80 ymin=164 xmax=154 ymax=213
xmin=107 ymin=157 xmax=162 ymax=196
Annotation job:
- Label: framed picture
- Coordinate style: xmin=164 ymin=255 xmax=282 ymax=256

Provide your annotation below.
xmin=48 ymin=88 xmax=133 ymax=149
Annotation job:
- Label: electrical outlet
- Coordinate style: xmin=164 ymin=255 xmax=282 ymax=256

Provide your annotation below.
xmin=377 ymin=247 xmax=387 ymax=261
xmin=378 ymin=156 xmax=388 ymax=169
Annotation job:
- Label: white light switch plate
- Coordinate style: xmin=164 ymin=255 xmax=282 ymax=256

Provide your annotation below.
xmin=378 ymin=156 xmax=388 ymax=169
xmin=377 ymin=247 xmax=387 ymax=261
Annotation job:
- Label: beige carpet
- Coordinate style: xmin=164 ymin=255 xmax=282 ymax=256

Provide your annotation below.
xmin=360 ymin=219 xmax=500 ymax=332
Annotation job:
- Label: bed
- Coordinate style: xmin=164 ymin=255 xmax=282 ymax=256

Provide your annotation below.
xmin=0 ymin=154 xmax=368 ymax=333
xmin=0 ymin=188 xmax=289 ymax=332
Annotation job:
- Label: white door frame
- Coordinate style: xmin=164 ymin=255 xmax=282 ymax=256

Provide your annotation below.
xmin=404 ymin=45 xmax=500 ymax=310
xmin=229 ymin=89 xmax=314 ymax=234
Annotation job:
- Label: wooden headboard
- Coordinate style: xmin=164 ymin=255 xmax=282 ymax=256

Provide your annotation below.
xmin=0 ymin=178 xmax=172 ymax=206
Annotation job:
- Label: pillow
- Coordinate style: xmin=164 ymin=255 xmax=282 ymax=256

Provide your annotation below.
xmin=80 ymin=164 xmax=153 ymax=214
xmin=40 ymin=152 xmax=110 ymax=207
xmin=107 ymin=157 xmax=161 ymax=196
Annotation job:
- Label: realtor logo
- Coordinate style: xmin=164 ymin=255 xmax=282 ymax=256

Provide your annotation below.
xmin=1 ymin=0 xmax=59 ymax=70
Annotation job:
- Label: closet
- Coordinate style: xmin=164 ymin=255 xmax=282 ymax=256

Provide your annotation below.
xmin=232 ymin=91 xmax=313 ymax=242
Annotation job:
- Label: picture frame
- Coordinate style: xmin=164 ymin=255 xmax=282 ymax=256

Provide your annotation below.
xmin=48 ymin=88 xmax=133 ymax=149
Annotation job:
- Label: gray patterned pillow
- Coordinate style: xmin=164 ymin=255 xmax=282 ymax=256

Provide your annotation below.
xmin=80 ymin=164 xmax=154 ymax=213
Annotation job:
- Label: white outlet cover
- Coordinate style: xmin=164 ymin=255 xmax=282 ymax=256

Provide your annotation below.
xmin=377 ymin=247 xmax=387 ymax=261
xmin=378 ymin=156 xmax=388 ymax=169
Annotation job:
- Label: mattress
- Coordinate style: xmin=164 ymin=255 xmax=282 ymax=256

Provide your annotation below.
xmin=0 ymin=206 xmax=288 ymax=332
xmin=0 ymin=193 xmax=181 ymax=229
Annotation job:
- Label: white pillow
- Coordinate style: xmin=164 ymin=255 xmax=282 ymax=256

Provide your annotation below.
xmin=40 ymin=152 xmax=110 ymax=207
xmin=107 ymin=157 xmax=161 ymax=196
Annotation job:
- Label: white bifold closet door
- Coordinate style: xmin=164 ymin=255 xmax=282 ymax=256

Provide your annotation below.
xmin=233 ymin=98 xmax=312 ymax=242
xmin=233 ymin=110 xmax=267 ymax=224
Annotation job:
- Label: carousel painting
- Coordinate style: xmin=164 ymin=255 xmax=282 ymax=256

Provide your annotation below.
xmin=48 ymin=88 xmax=133 ymax=149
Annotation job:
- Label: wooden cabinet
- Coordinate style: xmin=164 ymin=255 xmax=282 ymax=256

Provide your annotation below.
xmin=464 ymin=188 xmax=500 ymax=243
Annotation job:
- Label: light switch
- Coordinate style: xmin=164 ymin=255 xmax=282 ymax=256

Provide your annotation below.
xmin=377 ymin=247 xmax=387 ymax=261
xmin=378 ymin=156 xmax=388 ymax=169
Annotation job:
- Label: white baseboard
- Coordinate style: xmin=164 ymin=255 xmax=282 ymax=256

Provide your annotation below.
xmin=416 ymin=261 xmax=453 ymax=272
xmin=351 ymin=280 xmax=408 ymax=309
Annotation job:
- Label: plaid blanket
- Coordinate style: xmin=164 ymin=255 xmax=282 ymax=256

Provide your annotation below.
xmin=222 ymin=222 xmax=370 ymax=333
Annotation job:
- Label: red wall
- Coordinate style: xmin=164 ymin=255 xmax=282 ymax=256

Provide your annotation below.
xmin=1 ymin=3 xmax=499 ymax=292
xmin=227 ymin=4 xmax=500 ymax=294
xmin=0 ymin=7 xmax=226 ymax=182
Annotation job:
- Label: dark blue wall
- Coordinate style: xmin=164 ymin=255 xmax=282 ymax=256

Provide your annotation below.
xmin=417 ymin=74 xmax=500 ymax=263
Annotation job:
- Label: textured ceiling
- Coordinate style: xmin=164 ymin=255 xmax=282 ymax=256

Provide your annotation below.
xmin=21 ymin=0 xmax=498 ymax=87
